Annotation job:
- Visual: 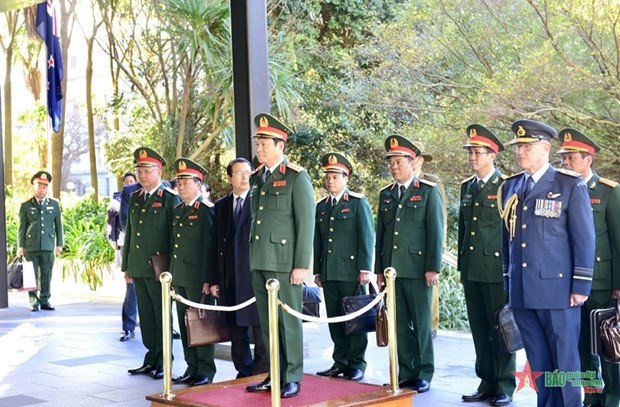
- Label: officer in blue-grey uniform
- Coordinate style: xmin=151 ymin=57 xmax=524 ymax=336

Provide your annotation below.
xmin=498 ymin=119 xmax=595 ymax=407
xmin=557 ymin=128 xmax=620 ymax=407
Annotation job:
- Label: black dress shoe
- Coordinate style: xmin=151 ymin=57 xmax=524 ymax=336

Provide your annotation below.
xmin=119 ymin=331 xmax=135 ymax=342
xmin=246 ymin=377 xmax=271 ymax=392
xmin=411 ymin=379 xmax=430 ymax=393
xmin=281 ymin=382 xmax=300 ymax=398
xmin=152 ymin=366 xmax=164 ymax=380
xmin=172 ymin=374 xmax=195 ymax=385
xmin=395 ymin=378 xmax=417 ymax=388
xmin=172 ymin=330 xmax=181 ymax=339
xmin=491 ymin=394 xmax=512 ymax=406
xmin=128 ymin=364 xmax=157 ymax=375
xmin=40 ymin=304 xmax=55 ymax=311
xmin=31 ymin=305 xmax=39 ymax=312
xmin=346 ymin=369 xmax=364 ymax=381
xmin=462 ymin=390 xmax=493 ymax=402
xmin=190 ymin=376 xmax=212 ymax=386
xmin=316 ymin=366 xmax=347 ymax=377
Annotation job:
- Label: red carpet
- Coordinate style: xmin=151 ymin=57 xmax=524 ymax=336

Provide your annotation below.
xmin=175 ymin=374 xmax=388 ymax=406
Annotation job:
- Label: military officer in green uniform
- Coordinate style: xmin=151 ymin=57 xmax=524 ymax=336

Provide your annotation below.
xmin=458 ymin=125 xmax=515 ymax=407
xmin=245 ymin=113 xmax=315 ymax=398
xmin=375 ymin=135 xmax=444 ymax=393
xmin=558 ymin=128 xmax=620 ymax=407
xmin=18 ymin=171 xmax=63 ymax=312
xmin=123 ymin=147 xmax=181 ymax=379
xmin=412 ymin=142 xmax=447 ymax=339
xmin=313 ymin=153 xmax=374 ymax=382
xmin=169 ymin=158 xmax=216 ymax=387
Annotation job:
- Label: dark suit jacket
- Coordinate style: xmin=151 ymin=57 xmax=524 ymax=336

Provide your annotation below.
xmin=120 ymin=183 xmax=141 ymax=229
xmin=499 ymin=166 xmax=595 ymax=309
xmin=210 ymin=192 xmax=260 ymax=326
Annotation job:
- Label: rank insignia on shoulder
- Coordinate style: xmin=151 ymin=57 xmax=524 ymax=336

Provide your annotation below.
xmin=286 ymin=162 xmax=303 ymax=173
xmin=164 ymin=187 xmax=178 ymax=195
xmin=348 ymin=191 xmax=365 ymax=199
xmin=546 ymin=192 xmax=562 ymax=199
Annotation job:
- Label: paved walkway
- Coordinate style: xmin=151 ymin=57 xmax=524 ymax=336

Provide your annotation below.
xmin=0 ymin=269 xmax=538 ymax=406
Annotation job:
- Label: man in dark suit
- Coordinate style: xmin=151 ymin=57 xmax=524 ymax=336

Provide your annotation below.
xmin=17 ymin=171 xmax=63 ymax=312
xmin=123 ymin=147 xmax=181 ymax=380
xmin=245 ymin=113 xmax=315 ymax=398
xmin=375 ymin=135 xmax=445 ymax=393
xmin=557 ymin=128 xmax=620 ymax=406
xmin=499 ymin=119 xmax=595 ymax=407
xmin=210 ymin=157 xmax=268 ymax=378
xmin=458 ymin=125 xmax=515 ymax=406
xmin=169 ymin=158 xmax=216 ymax=387
xmin=313 ymin=153 xmax=374 ymax=382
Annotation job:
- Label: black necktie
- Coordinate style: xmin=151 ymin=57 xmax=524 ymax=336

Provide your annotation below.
xmin=145 ymin=192 xmax=150 ymax=202
xmin=263 ymin=168 xmax=271 ymax=182
xmin=523 ymin=177 xmax=534 ymax=199
xmin=399 ymin=185 xmax=406 ymax=201
xmin=234 ymin=196 xmax=243 ymax=225
xmin=330 ymin=196 xmax=336 ymax=209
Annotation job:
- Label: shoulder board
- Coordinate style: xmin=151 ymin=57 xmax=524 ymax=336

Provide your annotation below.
xmin=505 ymin=171 xmax=525 ymax=180
xmin=251 ymin=165 xmax=264 ymax=175
xmin=418 ymin=178 xmax=436 ymax=187
xmin=200 ymin=200 xmax=214 ymax=208
xmin=557 ymin=168 xmax=580 ymax=178
xmin=380 ymin=182 xmax=396 ymax=192
xmin=286 ymin=162 xmax=304 ymax=173
xmin=422 ymin=173 xmax=441 ymax=183
xmin=500 ymin=174 xmax=508 ymax=180
xmin=347 ymin=191 xmax=365 ymax=199
xmin=48 ymin=197 xmax=60 ymax=203
xmin=164 ymin=186 xmax=178 ymax=195
xmin=461 ymin=174 xmax=476 ymax=185
xmin=317 ymin=196 xmax=329 ymax=204
xmin=175 ymin=202 xmax=184 ymax=209
xmin=131 ymin=187 xmax=144 ymax=196
xmin=599 ymin=178 xmax=619 ymax=188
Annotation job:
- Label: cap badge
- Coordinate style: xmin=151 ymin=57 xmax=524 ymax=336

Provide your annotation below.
xmin=564 ymin=132 xmax=572 ymax=142
xmin=328 ymin=155 xmax=337 ymax=164
xmin=139 ymin=149 xmax=148 ymax=159
xmin=390 ymin=138 xmax=399 ymax=148
xmin=469 ymin=128 xmax=478 ymax=138
xmin=517 ymin=126 xmax=526 ymax=137
xmin=259 ymin=116 xmax=269 ymax=127
xmin=179 ymin=160 xmax=187 ymax=170
xmin=41 ymin=173 xmax=48 ymax=179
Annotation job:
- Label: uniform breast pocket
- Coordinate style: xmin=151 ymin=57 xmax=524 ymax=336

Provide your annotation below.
xmin=405 ymin=200 xmax=426 ymax=221
xmin=266 ymin=189 xmax=288 ymax=209
xmin=335 ymin=210 xmax=355 ymax=231
xmin=379 ymin=203 xmax=395 ymax=224
xmin=26 ymin=209 xmax=40 ymax=223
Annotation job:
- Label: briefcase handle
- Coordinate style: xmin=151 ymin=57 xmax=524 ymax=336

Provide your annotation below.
xmin=352 ymin=282 xmax=378 ymax=296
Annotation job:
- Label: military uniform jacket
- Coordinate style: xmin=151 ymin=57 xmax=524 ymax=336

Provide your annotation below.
xmin=458 ymin=168 xmax=504 ymax=283
xmin=18 ymin=197 xmax=63 ymax=251
xmin=122 ymin=184 xmax=181 ymax=278
xmin=170 ymin=196 xmax=213 ymax=288
xmin=249 ymin=158 xmax=315 ymax=272
xmin=313 ymin=189 xmax=374 ymax=281
xmin=499 ymin=166 xmax=595 ymax=309
xmin=587 ymin=173 xmax=620 ymax=291
xmin=375 ymin=179 xmax=444 ymax=278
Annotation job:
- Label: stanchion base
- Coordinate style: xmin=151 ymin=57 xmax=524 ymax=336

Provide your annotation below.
xmin=147 ymin=373 xmax=415 ymax=406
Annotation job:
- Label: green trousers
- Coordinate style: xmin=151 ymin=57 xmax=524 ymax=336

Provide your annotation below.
xmin=25 ymin=251 xmax=55 ymax=306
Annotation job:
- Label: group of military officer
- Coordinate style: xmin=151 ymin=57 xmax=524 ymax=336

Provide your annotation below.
xmin=100 ymin=111 xmax=620 ymax=404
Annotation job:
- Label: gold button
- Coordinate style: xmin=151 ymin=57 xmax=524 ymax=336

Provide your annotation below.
xmin=522 ymin=224 xmax=527 ymax=229
xmin=261 ymin=191 xmax=265 ymax=195
xmin=393 ymin=245 xmax=398 ymax=250
xmin=474 ymin=202 xmax=479 ymax=206
xmin=521 ymin=243 xmax=527 ymax=248
xmin=176 ymin=234 xmax=180 ymax=237
xmin=471 ymin=232 xmax=475 ymax=236
xmin=137 ymin=232 xmax=141 ymax=236
xmin=523 ymin=205 xmax=528 ymax=211
xmin=281 ymin=239 xmax=286 ymax=244
xmin=490 ymin=204 xmax=495 ymax=207
xmin=141 ymin=209 xmax=146 ymax=212
xmin=174 ymin=254 xmax=177 ymax=259
xmin=394 ymin=231 xmax=399 ymax=235
xmin=473 ymin=217 xmax=478 ymax=221
xmin=174 ymin=244 xmax=178 ymax=248
xmin=259 ymin=206 xmax=263 ymax=210
xmin=398 ymin=204 xmax=403 ymax=208
xmin=329 ymin=228 xmax=333 ymax=232
xmin=136 ymin=245 xmax=140 ymax=249
xmin=350 ymin=255 xmax=355 ymax=260
xmin=596 ymin=256 xmax=601 ymax=262
xmin=418 ymin=251 xmax=422 ymax=255
xmin=469 ymin=246 xmax=474 ymax=251
xmin=495 ymin=252 xmax=499 ymax=257
xmin=139 ymin=220 xmax=143 ymax=224
xmin=257 ymin=220 xmax=262 ymax=224
xmin=330 ymin=217 xmax=334 ymax=221
xmin=396 ymin=217 xmax=400 ymax=222
xmin=522 ymin=262 xmax=527 ymax=267
xmin=255 ymin=235 xmax=260 ymax=240
xmin=276 ymin=192 xmax=279 ymax=195
xmin=328 ymin=250 xmax=332 ymax=253
xmin=328 ymin=239 xmax=332 ymax=242
xmin=179 ymin=223 xmax=183 ymax=227
xmin=559 ymin=273 xmax=563 ymax=277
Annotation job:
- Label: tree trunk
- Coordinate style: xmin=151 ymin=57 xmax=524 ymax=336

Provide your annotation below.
xmin=3 ymin=44 xmax=13 ymax=187
xmin=86 ymin=34 xmax=97 ymax=202
xmin=175 ymin=63 xmax=193 ymax=158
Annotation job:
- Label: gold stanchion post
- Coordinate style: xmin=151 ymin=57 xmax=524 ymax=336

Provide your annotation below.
xmin=266 ymin=278 xmax=281 ymax=407
xmin=159 ymin=272 xmax=174 ymax=399
xmin=384 ymin=267 xmax=400 ymax=394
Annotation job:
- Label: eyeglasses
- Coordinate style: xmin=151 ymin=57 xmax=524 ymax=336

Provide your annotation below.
xmin=467 ymin=151 xmax=490 ymax=157
xmin=232 ymin=171 xmax=251 ymax=178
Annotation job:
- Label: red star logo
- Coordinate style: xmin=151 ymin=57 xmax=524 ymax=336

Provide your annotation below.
xmin=512 ymin=360 xmax=544 ymax=392
xmin=48 ymin=55 xmax=55 ymax=69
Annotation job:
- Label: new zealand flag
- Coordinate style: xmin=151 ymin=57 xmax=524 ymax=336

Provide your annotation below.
xmin=35 ymin=0 xmax=63 ymax=133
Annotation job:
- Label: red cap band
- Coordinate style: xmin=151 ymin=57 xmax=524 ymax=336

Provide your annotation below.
xmin=469 ymin=135 xmax=500 ymax=153
xmin=561 ymin=140 xmax=595 ymax=155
